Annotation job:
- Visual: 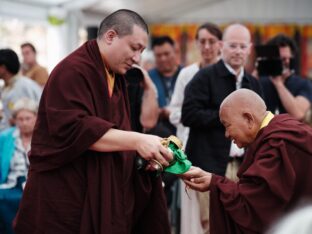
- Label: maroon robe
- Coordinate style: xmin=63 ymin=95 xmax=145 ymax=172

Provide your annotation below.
xmin=14 ymin=40 xmax=170 ymax=234
xmin=209 ymin=114 xmax=312 ymax=234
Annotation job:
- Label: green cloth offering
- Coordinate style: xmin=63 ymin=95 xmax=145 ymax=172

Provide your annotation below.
xmin=162 ymin=136 xmax=192 ymax=174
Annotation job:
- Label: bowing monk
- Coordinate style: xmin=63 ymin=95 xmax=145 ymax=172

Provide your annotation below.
xmin=182 ymin=89 xmax=312 ymax=234
xmin=14 ymin=9 xmax=172 ymax=234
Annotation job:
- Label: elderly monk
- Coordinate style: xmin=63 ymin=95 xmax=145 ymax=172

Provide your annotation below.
xmin=14 ymin=9 xmax=172 ymax=234
xmin=182 ymin=89 xmax=312 ymax=234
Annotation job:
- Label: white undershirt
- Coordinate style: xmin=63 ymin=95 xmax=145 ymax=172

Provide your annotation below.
xmin=224 ymin=62 xmax=245 ymax=157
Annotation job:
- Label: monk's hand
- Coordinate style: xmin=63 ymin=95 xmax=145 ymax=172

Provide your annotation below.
xmin=181 ymin=166 xmax=212 ymax=192
xmin=135 ymin=134 xmax=173 ymax=170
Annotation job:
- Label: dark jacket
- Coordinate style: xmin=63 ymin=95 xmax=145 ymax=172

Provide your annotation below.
xmin=182 ymin=60 xmax=262 ymax=175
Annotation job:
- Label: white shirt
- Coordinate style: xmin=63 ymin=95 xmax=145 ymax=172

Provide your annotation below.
xmin=224 ymin=62 xmax=244 ymax=89
xmin=224 ymin=63 xmax=245 ymax=157
xmin=168 ymin=63 xmax=200 ymax=149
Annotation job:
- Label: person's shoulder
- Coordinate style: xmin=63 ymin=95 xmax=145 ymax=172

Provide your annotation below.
xmin=178 ymin=63 xmax=199 ymax=76
xmin=148 ymin=68 xmax=162 ymax=84
xmin=148 ymin=68 xmax=159 ymax=77
xmin=186 ymin=65 xmax=214 ymax=89
xmin=33 ymin=64 xmax=48 ymax=73
xmin=0 ymin=127 xmax=16 ymax=139
xmin=49 ymin=43 xmax=99 ymax=83
xmin=288 ymin=75 xmax=312 ymax=93
xmin=244 ymin=72 xmax=258 ymax=80
xmin=244 ymin=73 xmax=261 ymax=86
xmin=192 ymin=63 xmax=218 ymax=83
xmin=263 ymin=114 xmax=308 ymax=138
xmin=54 ymin=42 xmax=97 ymax=73
xmin=182 ymin=63 xmax=199 ymax=73
xmin=289 ymin=74 xmax=310 ymax=85
xmin=16 ymin=76 xmax=41 ymax=89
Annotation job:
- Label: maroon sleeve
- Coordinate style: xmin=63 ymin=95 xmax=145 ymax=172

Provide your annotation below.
xmin=30 ymin=62 xmax=114 ymax=171
xmin=209 ymin=142 xmax=296 ymax=234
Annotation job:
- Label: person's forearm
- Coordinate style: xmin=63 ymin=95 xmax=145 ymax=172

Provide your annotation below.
xmin=89 ymin=128 xmax=142 ymax=152
xmin=140 ymin=88 xmax=159 ymax=129
xmin=275 ymin=83 xmax=307 ymax=119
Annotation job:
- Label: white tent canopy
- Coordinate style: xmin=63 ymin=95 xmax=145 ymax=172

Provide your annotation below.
xmin=0 ymin=0 xmax=311 ymax=71
xmin=1 ymin=0 xmax=312 ymax=25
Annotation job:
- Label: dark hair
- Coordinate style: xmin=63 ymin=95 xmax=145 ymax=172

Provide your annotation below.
xmin=195 ymin=23 xmax=222 ymax=40
xmin=21 ymin=42 xmax=37 ymax=54
xmin=97 ymin=9 xmax=148 ymax=39
xmin=0 ymin=49 xmax=20 ymax=75
xmin=266 ymin=34 xmax=297 ymax=56
xmin=151 ymin=36 xmax=175 ymax=49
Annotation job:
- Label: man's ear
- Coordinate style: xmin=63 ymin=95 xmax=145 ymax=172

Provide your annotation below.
xmin=104 ymin=29 xmax=118 ymax=45
xmin=246 ymin=42 xmax=253 ymax=56
xmin=243 ymin=112 xmax=254 ymax=129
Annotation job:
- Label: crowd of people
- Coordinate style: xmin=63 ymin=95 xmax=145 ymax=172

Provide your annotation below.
xmin=0 ymin=8 xmax=312 ymax=234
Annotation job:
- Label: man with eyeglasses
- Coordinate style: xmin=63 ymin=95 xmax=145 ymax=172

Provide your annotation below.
xmin=182 ymin=23 xmax=262 ymax=200
xmin=260 ymin=34 xmax=312 ymax=122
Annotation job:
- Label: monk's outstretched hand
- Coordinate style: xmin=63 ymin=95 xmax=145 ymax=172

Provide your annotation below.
xmin=135 ymin=134 xmax=173 ymax=169
xmin=180 ymin=166 xmax=212 ymax=192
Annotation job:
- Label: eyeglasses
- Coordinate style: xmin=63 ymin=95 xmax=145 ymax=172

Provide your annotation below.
xmin=224 ymin=42 xmax=250 ymax=51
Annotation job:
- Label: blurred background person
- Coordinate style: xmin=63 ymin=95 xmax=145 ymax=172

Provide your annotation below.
xmin=267 ymin=205 xmax=312 ymax=234
xmin=0 ymin=49 xmax=42 ymax=129
xmin=0 ymin=98 xmax=38 ymax=234
xmin=0 ymin=49 xmax=42 ymax=131
xmin=168 ymin=22 xmax=222 ymax=234
xmin=260 ymin=34 xmax=312 ymax=121
xmin=148 ymin=35 xmax=182 ymax=233
xmin=21 ymin=42 xmax=49 ymax=87
xmin=149 ymin=35 xmax=182 ymax=137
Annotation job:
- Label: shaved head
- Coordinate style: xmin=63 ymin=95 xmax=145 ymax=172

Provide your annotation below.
xmin=221 ymin=89 xmax=266 ymax=117
xmin=220 ymin=89 xmax=267 ymax=148
xmin=223 ymin=24 xmax=251 ymax=42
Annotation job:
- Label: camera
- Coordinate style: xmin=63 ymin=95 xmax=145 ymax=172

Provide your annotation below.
xmin=255 ymin=45 xmax=294 ymax=77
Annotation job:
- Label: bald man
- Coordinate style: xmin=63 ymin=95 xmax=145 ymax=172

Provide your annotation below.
xmin=182 ymin=89 xmax=312 ymax=234
xmin=181 ymin=24 xmax=262 ymax=232
xmin=182 ymin=23 xmax=262 ymax=177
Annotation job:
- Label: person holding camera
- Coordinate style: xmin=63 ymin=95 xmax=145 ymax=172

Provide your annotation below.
xmin=260 ymin=34 xmax=312 ymax=121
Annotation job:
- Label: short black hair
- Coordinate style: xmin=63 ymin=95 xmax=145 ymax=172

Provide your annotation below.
xmin=195 ymin=23 xmax=222 ymax=40
xmin=21 ymin=42 xmax=37 ymax=54
xmin=0 ymin=49 xmax=20 ymax=75
xmin=266 ymin=34 xmax=297 ymax=56
xmin=97 ymin=9 xmax=148 ymax=39
xmin=151 ymin=36 xmax=175 ymax=49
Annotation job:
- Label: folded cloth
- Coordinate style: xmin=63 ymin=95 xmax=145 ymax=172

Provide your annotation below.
xmin=162 ymin=136 xmax=192 ymax=174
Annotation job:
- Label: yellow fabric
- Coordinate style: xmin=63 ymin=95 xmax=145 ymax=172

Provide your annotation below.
xmin=260 ymin=111 xmax=274 ymax=130
xmin=24 ymin=64 xmax=49 ymax=86
xmin=104 ymin=67 xmax=115 ymax=97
